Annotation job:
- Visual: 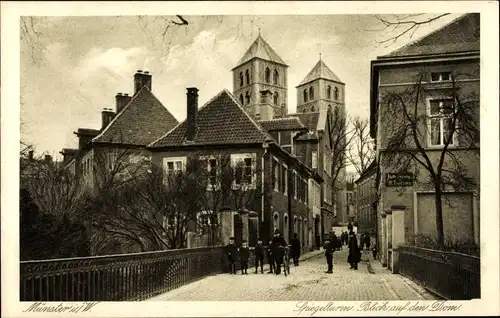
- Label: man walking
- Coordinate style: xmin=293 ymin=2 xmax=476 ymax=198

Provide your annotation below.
xmin=290 ymin=233 xmax=301 ymax=266
xmin=271 ymin=230 xmax=287 ymax=275
xmin=323 ymin=238 xmax=334 ymax=274
xmin=348 ymin=231 xmax=361 ymax=270
xmin=224 ymin=237 xmax=238 ymax=274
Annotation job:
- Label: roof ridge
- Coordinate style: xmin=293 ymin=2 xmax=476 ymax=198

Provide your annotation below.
xmin=92 ymin=85 xmax=148 ymax=143
xmin=379 ymin=13 xmax=473 ymax=58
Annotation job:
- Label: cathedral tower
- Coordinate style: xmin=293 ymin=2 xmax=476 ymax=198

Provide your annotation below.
xmin=232 ymin=34 xmax=289 ymax=120
xmin=296 ymin=57 xmax=345 ymax=117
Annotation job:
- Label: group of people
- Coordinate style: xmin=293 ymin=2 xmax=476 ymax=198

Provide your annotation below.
xmin=224 ymin=230 xmax=303 ymax=276
xmin=323 ymin=230 xmax=363 ymax=273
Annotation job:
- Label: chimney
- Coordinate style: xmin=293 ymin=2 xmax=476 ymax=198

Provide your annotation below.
xmin=186 ymin=87 xmax=199 ymax=141
xmin=258 ymin=90 xmax=274 ymax=120
xmin=101 ymin=108 xmax=115 ymax=129
xmin=134 ymin=70 xmax=152 ymax=94
xmin=44 ymin=154 xmax=52 ymax=163
xmin=115 ymin=93 xmax=132 ymax=113
xmin=259 ymin=90 xmax=273 ymax=105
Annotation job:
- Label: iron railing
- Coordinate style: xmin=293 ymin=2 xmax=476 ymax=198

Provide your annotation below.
xmin=396 ymin=246 xmax=480 ymax=300
xmin=21 ymin=246 xmax=225 ymax=301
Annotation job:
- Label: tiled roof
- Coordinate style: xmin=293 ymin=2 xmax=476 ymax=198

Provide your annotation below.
xmin=298 ymin=59 xmax=342 ymax=86
xmin=93 ymin=86 xmax=178 ymax=146
xmin=234 ymin=35 xmax=288 ymax=69
xmin=149 ymin=90 xmax=273 ymax=148
xmin=258 ymin=117 xmax=307 ymax=132
xmin=288 ymin=112 xmax=322 ymax=132
xmin=380 ymin=13 xmax=480 ymax=58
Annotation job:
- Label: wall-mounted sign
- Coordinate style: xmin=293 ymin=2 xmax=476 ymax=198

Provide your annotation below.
xmin=386 ymin=173 xmax=413 ymax=187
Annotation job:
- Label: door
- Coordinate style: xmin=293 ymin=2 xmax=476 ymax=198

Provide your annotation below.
xmin=233 ymin=213 xmax=243 ymax=246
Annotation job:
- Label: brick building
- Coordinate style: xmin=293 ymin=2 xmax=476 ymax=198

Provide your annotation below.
xmin=149 ymin=88 xmax=323 ymax=248
xmin=370 ymin=13 xmax=480 ymax=268
xmin=60 ymin=71 xmax=179 ymax=189
xmin=354 ymin=160 xmax=377 ymax=237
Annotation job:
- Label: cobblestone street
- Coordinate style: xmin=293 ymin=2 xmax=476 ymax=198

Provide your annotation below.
xmin=148 ymin=248 xmax=437 ymax=301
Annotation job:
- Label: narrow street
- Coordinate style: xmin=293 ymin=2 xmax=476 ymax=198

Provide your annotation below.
xmin=148 ymin=248 xmax=437 ymax=301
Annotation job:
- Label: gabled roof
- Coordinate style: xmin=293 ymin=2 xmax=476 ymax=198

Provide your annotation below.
xmin=149 ymin=90 xmax=273 ymax=148
xmin=93 ymin=86 xmax=178 ymax=146
xmin=233 ymin=34 xmax=288 ymax=69
xmin=258 ymin=117 xmax=307 ymax=132
xmin=298 ymin=59 xmax=343 ymax=86
xmin=379 ymin=13 xmax=480 ymax=59
xmin=289 ymin=110 xmax=329 ymax=133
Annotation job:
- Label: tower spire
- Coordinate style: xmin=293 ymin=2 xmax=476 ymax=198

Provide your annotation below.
xmin=258 ymin=28 xmax=261 ymax=36
xmin=319 ymin=53 xmax=322 ymax=61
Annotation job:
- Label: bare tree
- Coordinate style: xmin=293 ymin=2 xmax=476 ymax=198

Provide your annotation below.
xmin=373 ymin=14 xmax=451 ymax=46
xmin=346 ymin=117 xmax=376 ymax=176
xmin=381 ymin=71 xmax=479 ymax=247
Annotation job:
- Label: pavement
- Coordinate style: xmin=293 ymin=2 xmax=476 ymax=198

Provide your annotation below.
xmin=147 ymin=247 xmax=437 ymax=301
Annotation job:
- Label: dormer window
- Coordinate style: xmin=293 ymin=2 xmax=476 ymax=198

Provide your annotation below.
xmin=273 ymin=69 xmax=279 ymax=85
xmin=265 ymin=67 xmax=271 ymax=83
xmin=245 ymin=69 xmax=250 ymax=85
xmin=431 ymin=72 xmax=452 ymax=82
xmin=327 ymin=85 xmax=332 ymax=99
xmin=303 ymin=89 xmax=308 ymax=102
xmin=334 ymin=87 xmax=339 ymax=100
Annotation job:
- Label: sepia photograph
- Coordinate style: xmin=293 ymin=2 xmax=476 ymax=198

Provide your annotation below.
xmin=2 ymin=1 xmax=499 ymax=317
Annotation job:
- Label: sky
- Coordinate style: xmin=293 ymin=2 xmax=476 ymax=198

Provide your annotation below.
xmin=20 ymin=14 xmax=461 ymax=159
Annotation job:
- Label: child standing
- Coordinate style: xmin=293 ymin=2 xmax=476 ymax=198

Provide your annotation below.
xmin=266 ymin=240 xmax=275 ymax=274
xmin=224 ymin=237 xmax=238 ymax=274
xmin=239 ymin=240 xmax=250 ymax=275
xmin=323 ymin=238 xmax=334 ymax=274
xmin=254 ymin=239 xmax=265 ymax=274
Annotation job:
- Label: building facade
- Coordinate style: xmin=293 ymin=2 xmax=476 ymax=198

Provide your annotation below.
xmin=354 ymin=161 xmax=377 ymax=237
xmin=370 ymin=14 xmax=480 ymax=268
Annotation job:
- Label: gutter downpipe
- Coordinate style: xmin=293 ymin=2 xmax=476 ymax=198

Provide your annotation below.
xmin=262 ymin=142 xmax=269 ymax=242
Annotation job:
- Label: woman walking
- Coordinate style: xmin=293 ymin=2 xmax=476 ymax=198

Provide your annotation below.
xmin=347 ymin=231 xmax=361 ymax=270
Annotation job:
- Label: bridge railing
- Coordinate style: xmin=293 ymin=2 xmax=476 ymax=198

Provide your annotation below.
xmin=395 ymin=246 xmax=480 ymax=300
xmin=21 ymin=246 xmax=225 ymax=301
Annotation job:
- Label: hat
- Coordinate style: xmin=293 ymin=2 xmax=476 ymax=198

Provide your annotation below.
xmin=229 ymin=237 xmax=235 ymax=240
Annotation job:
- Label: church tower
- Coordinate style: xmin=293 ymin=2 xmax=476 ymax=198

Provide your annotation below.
xmin=296 ymin=57 xmax=345 ymax=117
xmin=232 ymin=34 xmax=289 ymax=120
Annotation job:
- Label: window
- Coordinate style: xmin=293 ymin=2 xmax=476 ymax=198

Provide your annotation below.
xmin=428 ymin=98 xmax=456 ymax=147
xmin=334 ymin=106 xmax=339 ymax=119
xmin=163 ymin=157 xmax=186 ymax=183
xmin=245 ymin=69 xmax=250 ymax=85
xmin=334 ymin=87 xmax=339 ymax=100
xmin=273 ymin=69 xmax=279 ymax=85
xmin=239 ymin=72 xmax=244 ymax=87
xmin=431 ymin=72 xmax=452 ymax=82
xmin=303 ymin=89 xmax=308 ymax=102
xmin=293 ymin=170 xmax=297 ymax=199
xmin=231 ymin=154 xmax=255 ymax=187
xmin=312 ymin=151 xmax=318 ymax=169
xmin=327 ymin=85 xmax=332 ymax=99
xmin=208 ymin=158 xmax=217 ymax=186
xmin=311 ymin=105 xmax=315 ymax=112
xmin=265 ymin=67 xmax=271 ymax=83
xmin=309 ymin=87 xmax=314 ymax=100
xmin=273 ymin=213 xmax=279 ymax=231
xmin=274 ymin=92 xmax=279 ymax=106
xmin=245 ymin=91 xmax=250 ymax=105
xmin=239 ymin=94 xmax=244 ymax=105
xmin=283 ymin=164 xmax=288 ymax=195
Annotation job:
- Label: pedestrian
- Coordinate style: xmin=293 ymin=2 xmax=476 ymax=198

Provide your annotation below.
xmin=267 ymin=240 xmax=275 ymax=274
xmin=290 ymin=233 xmax=301 ymax=266
xmin=254 ymin=238 xmax=265 ymax=274
xmin=359 ymin=233 xmax=365 ymax=250
xmin=342 ymin=231 xmax=347 ymax=246
xmin=224 ymin=237 xmax=238 ymax=274
xmin=330 ymin=231 xmax=340 ymax=251
xmin=239 ymin=240 xmax=250 ymax=275
xmin=347 ymin=222 xmax=353 ymax=233
xmin=347 ymin=231 xmax=361 ymax=270
xmin=323 ymin=238 xmax=334 ymax=273
xmin=271 ymin=229 xmax=288 ymax=275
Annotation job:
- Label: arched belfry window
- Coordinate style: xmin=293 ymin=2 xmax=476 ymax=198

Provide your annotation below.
xmin=311 ymin=105 xmax=315 ymax=112
xmin=327 ymin=85 xmax=332 ymax=99
xmin=245 ymin=69 xmax=250 ymax=85
xmin=239 ymin=72 xmax=244 ymax=87
xmin=334 ymin=106 xmax=339 ymax=118
xmin=245 ymin=91 xmax=250 ymax=105
xmin=273 ymin=69 xmax=279 ymax=85
xmin=239 ymin=94 xmax=244 ymax=105
xmin=274 ymin=92 xmax=279 ymax=105
xmin=334 ymin=87 xmax=339 ymax=100
xmin=303 ymin=89 xmax=308 ymax=102
xmin=265 ymin=67 xmax=271 ymax=83
xmin=309 ymin=87 xmax=314 ymax=100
